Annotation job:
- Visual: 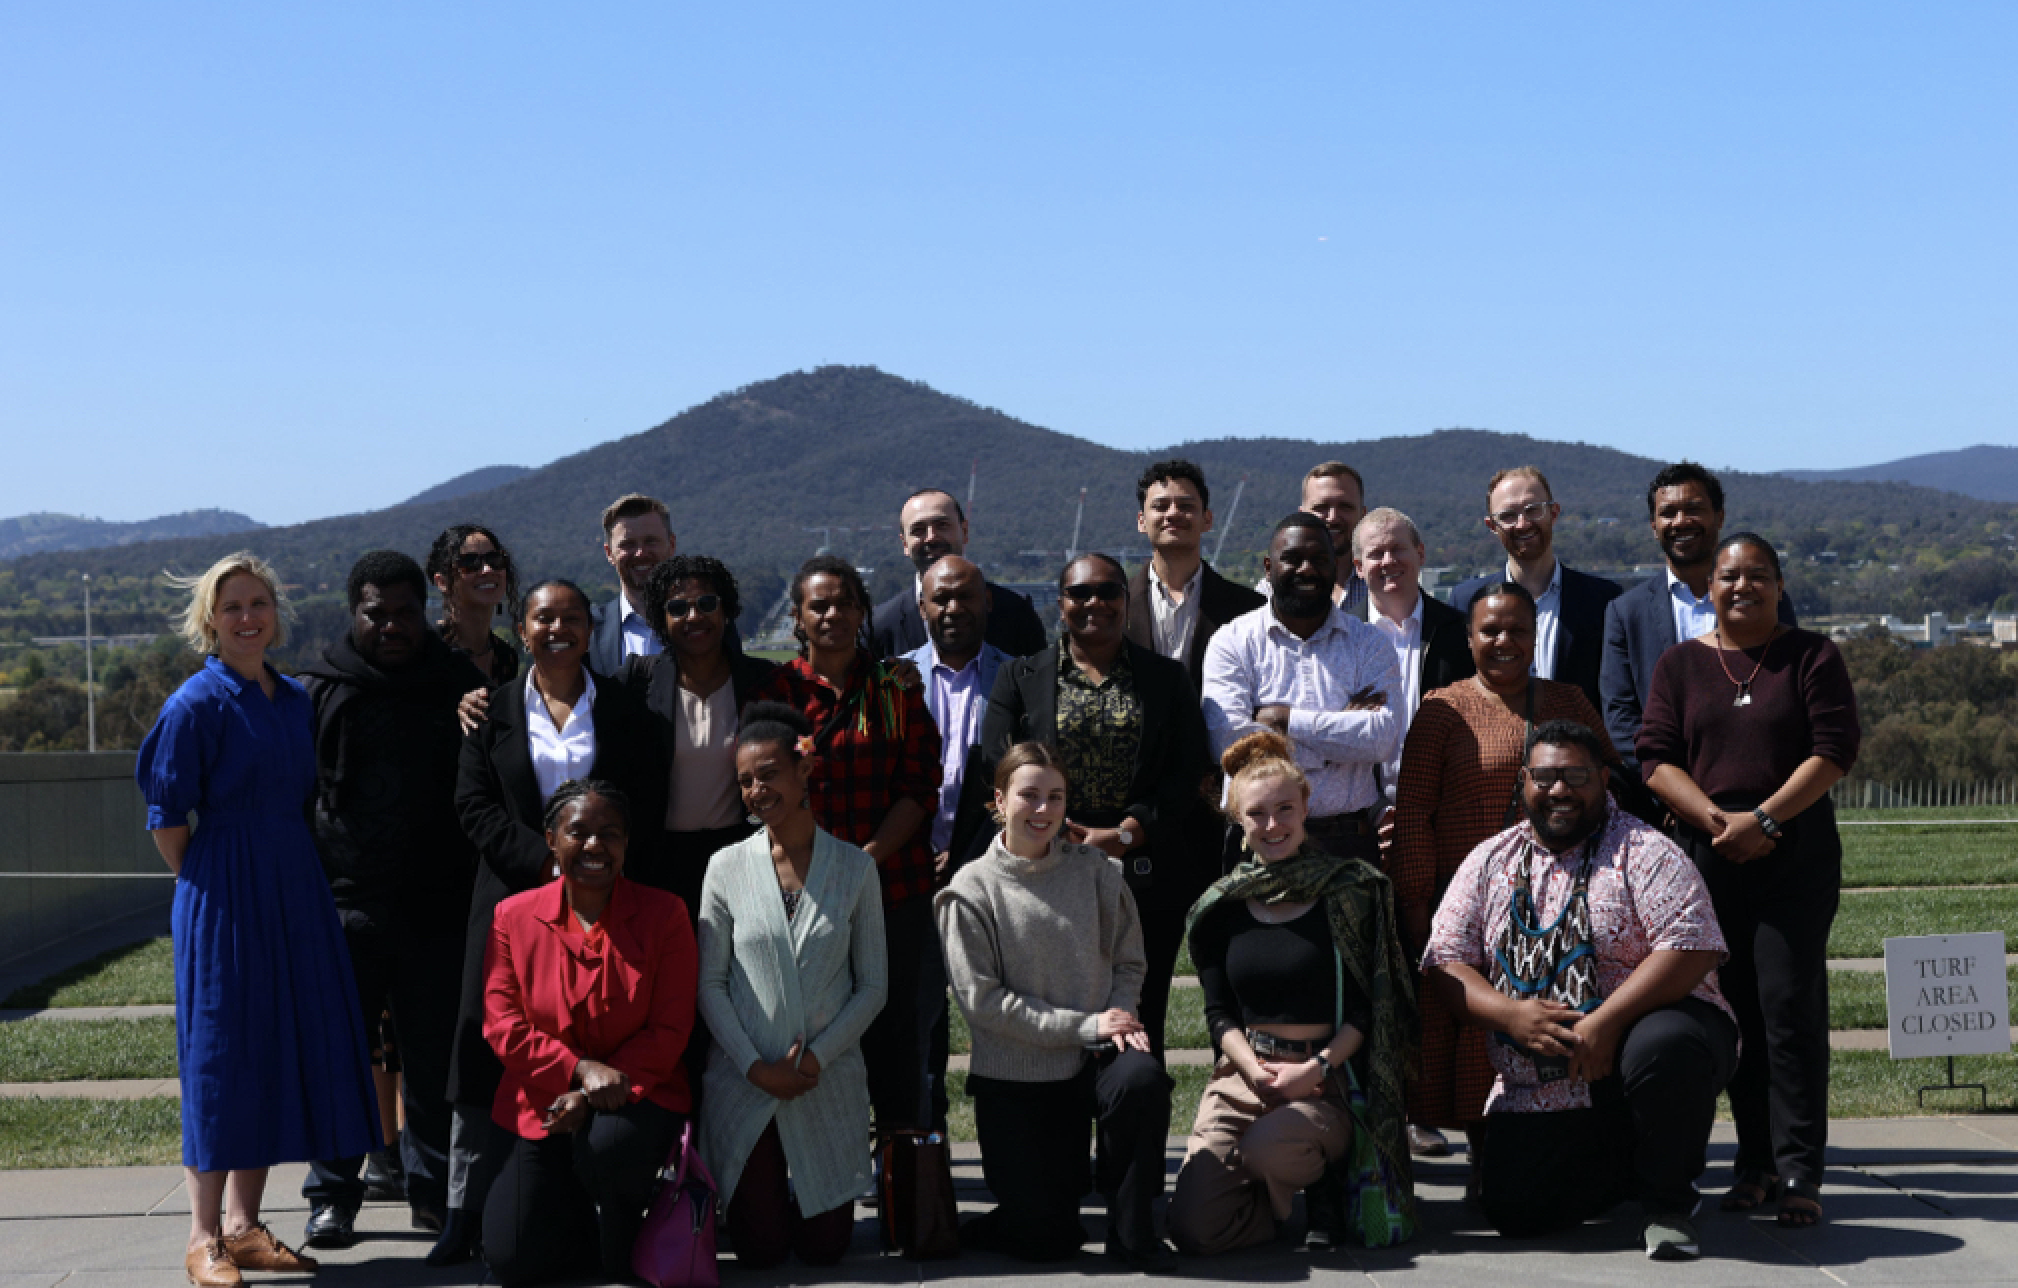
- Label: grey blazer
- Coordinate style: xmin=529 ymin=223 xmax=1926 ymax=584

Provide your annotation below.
xmin=696 ymin=828 xmax=888 ymax=1215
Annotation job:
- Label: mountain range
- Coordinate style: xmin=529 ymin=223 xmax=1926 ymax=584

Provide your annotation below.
xmin=1782 ymin=445 xmax=2018 ymax=502
xmin=4 ymin=367 xmax=2014 ymax=634
xmin=0 ymin=509 xmax=263 ymax=561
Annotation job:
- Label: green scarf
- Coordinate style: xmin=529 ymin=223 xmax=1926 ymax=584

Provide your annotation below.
xmin=1185 ymin=845 xmax=1420 ymax=1245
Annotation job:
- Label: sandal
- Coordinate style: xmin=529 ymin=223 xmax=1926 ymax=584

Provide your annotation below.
xmin=1721 ymin=1171 xmax=1782 ymax=1213
xmin=1777 ymin=1179 xmax=1823 ymax=1228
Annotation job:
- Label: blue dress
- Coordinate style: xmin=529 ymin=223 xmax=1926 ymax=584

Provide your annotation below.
xmin=137 ymin=656 xmax=380 ymax=1172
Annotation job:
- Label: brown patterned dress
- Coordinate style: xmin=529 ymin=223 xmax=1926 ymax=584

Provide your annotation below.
xmin=1391 ymin=676 xmax=1619 ymax=1129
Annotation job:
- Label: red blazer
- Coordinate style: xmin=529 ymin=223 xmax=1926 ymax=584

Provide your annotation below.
xmin=483 ymin=875 xmax=698 ymax=1137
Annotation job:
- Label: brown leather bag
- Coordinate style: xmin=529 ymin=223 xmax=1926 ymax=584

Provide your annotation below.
xmin=876 ymin=1131 xmax=961 ymax=1260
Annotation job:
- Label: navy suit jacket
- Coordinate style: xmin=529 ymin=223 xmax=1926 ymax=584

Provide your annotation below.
xmin=1449 ymin=563 xmax=1622 ymax=718
xmin=1599 ymin=571 xmax=1799 ymax=772
xmin=869 ymin=577 xmax=1049 ymax=660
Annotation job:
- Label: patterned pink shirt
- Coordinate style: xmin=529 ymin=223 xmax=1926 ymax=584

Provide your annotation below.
xmin=1420 ymin=805 xmax=1734 ymax=1114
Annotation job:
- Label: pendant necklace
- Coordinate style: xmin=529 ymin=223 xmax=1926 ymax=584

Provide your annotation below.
xmin=1713 ymin=628 xmax=1775 ymax=707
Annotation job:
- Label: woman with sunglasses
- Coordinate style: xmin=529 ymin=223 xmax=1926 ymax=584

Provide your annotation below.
xmin=1389 ymin=582 xmax=1620 ymax=1193
xmin=622 ymin=556 xmax=777 ymax=912
xmin=977 ymin=554 xmax=1210 ymax=1065
xmin=427 ymin=525 xmax=522 ymax=686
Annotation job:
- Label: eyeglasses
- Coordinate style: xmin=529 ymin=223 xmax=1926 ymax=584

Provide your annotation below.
xmin=1061 ymin=581 xmax=1126 ymax=604
xmin=1523 ymin=766 xmax=1596 ymax=787
xmin=1487 ymin=501 xmax=1552 ymax=529
xmin=663 ymin=594 xmax=722 ymax=619
xmin=454 ymin=551 xmax=510 ymax=573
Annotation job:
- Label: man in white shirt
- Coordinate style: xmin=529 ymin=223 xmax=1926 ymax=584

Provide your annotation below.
xmin=588 ymin=494 xmax=674 ymax=675
xmin=1353 ymin=508 xmax=1476 ymax=808
xmin=1203 ymin=513 xmax=1401 ymax=862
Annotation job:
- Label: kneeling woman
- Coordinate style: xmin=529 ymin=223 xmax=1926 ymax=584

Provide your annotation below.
xmin=481 ymin=780 xmax=698 ymax=1287
xmin=936 ymin=743 xmax=1174 ymax=1269
xmin=1169 ymin=732 xmax=1417 ymax=1254
xmin=698 ymin=704 xmax=889 ymax=1268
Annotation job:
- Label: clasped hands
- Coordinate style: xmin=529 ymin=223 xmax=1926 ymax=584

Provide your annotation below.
xmin=747 ymin=1038 xmax=824 ymax=1101
xmin=1703 ymin=806 xmax=1776 ymax=864
xmin=543 ymin=1057 xmax=630 ymax=1135
xmin=1502 ymin=998 xmax=1622 ymax=1083
xmin=1096 ymin=1008 xmax=1152 ymax=1055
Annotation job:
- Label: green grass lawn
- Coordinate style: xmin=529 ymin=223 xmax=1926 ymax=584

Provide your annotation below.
xmin=0 ymin=1098 xmax=183 ymax=1168
xmin=1828 ymin=964 xmax=2018 ymax=1030
xmin=1837 ymin=804 xmax=2018 ymax=824
xmin=1842 ymin=823 xmax=2018 ymax=889
xmin=1816 ymin=1050 xmax=2018 ymax=1118
xmin=1829 ymin=887 xmax=2018 ymax=958
xmin=2 ymin=938 xmax=175 ymax=1009
xmin=0 ymin=1018 xmax=178 ymax=1082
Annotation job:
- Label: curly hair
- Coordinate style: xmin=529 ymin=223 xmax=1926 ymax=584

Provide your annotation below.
xmin=346 ymin=550 xmax=426 ymax=611
xmin=737 ymin=701 xmax=813 ymax=759
xmin=789 ymin=554 xmax=870 ymax=654
xmin=644 ymin=556 xmax=742 ymax=651
xmin=1219 ymin=729 xmax=1311 ymax=820
xmin=425 ymin=524 xmax=521 ymax=641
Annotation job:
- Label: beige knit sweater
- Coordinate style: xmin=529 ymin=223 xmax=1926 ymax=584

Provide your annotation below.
xmin=934 ymin=836 xmax=1146 ymax=1082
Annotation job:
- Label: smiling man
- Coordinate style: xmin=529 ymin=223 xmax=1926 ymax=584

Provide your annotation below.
xmin=1352 ymin=507 xmax=1475 ymax=806
xmin=1124 ymin=460 xmax=1263 ymax=682
xmin=298 ymin=551 xmax=489 ymax=1248
xmin=869 ymin=488 xmax=1048 ymax=659
xmin=901 ymin=555 xmax=1006 ymax=871
xmin=589 ymin=494 xmax=675 ymax=674
xmin=1598 ymin=463 xmax=1798 ymax=776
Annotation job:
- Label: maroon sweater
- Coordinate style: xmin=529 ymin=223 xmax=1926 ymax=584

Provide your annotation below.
xmin=1637 ymin=628 xmax=1860 ymax=799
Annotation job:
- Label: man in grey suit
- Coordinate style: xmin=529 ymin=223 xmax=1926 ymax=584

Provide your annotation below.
xmin=587 ymin=493 xmax=675 ymax=676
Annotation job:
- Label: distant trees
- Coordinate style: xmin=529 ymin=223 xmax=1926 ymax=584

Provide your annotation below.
xmin=1840 ymin=628 xmax=2018 ymax=784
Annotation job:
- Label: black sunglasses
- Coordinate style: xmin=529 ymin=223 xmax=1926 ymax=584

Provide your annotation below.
xmin=454 ymin=550 xmax=510 ymax=573
xmin=1062 ymin=581 xmax=1126 ymax=604
xmin=1523 ymin=766 xmax=1596 ymax=787
xmin=664 ymin=594 xmax=722 ymax=619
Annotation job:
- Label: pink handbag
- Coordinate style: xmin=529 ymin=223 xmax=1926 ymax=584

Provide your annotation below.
xmin=631 ymin=1120 xmax=720 ymax=1288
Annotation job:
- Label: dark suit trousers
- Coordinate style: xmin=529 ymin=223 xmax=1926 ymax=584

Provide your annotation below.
xmin=861 ymin=895 xmax=950 ymax=1133
xmin=1683 ymin=800 xmax=1841 ymax=1188
xmin=482 ymin=1101 xmax=680 ymax=1287
xmin=968 ymin=1051 xmax=1173 ymax=1259
xmin=304 ymin=908 xmax=462 ymax=1213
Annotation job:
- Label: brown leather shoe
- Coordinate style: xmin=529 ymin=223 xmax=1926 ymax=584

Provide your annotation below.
xmin=186 ymin=1239 xmax=242 ymax=1286
xmin=223 ymin=1223 xmax=319 ymax=1272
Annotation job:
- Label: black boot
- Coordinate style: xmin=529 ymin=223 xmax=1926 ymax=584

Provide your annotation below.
xmin=1302 ymin=1169 xmax=1349 ymax=1252
xmin=361 ymin=1147 xmax=407 ymax=1202
xmin=425 ymin=1208 xmax=480 ymax=1267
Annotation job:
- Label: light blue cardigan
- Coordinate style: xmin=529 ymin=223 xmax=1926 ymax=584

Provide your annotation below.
xmin=696 ymin=827 xmax=888 ymax=1215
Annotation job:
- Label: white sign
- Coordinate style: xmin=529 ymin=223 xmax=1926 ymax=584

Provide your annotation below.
xmin=1884 ymin=933 xmax=2012 ymax=1059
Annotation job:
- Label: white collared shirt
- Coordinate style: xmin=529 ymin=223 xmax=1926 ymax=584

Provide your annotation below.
xmin=1200 ymin=603 xmax=1403 ymax=818
xmin=1147 ymin=562 xmax=1205 ymax=663
xmin=525 ymin=669 xmax=598 ymax=804
xmin=1368 ymin=592 xmax=1424 ymax=802
xmin=1506 ymin=558 xmax=1563 ymax=681
xmin=1666 ymin=569 xmax=1717 ymax=644
xmin=618 ymin=590 xmax=661 ymax=663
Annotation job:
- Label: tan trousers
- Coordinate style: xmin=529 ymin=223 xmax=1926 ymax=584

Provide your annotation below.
xmin=1167 ymin=1063 xmax=1351 ymax=1256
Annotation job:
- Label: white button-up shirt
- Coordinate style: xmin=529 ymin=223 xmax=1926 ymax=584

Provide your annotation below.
xmin=1666 ymin=569 xmax=1716 ymax=644
xmin=1505 ymin=558 xmax=1563 ymax=681
xmin=1368 ymin=593 xmax=1425 ymax=802
xmin=617 ymin=590 xmax=661 ymax=663
xmin=525 ymin=669 xmax=598 ymax=804
xmin=1201 ymin=604 xmax=1403 ymax=818
xmin=1148 ymin=562 xmax=1205 ymax=663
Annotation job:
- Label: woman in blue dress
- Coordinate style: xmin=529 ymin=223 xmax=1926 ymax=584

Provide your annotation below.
xmin=137 ymin=553 xmax=381 ymax=1287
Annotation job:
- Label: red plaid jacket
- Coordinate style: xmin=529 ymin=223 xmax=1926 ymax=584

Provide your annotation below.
xmin=753 ymin=654 xmax=943 ymax=906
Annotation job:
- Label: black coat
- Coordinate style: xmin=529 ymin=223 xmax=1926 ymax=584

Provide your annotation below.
xmin=298 ymin=631 xmax=488 ymax=923
xmin=1123 ymin=560 xmax=1266 ymax=684
xmin=447 ymin=666 xmax=667 ymax=1107
xmin=1362 ymin=591 xmax=1476 ymax=701
xmin=957 ymin=639 xmax=1212 ymax=887
xmin=870 ymin=578 xmax=1050 ymax=660
xmin=1449 ymin=563 xmax=1622 ymax=716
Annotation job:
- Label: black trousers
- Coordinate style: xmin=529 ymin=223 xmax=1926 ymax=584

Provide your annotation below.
xmin=1125 ymin=869 xmax=1198 ymax=1062
xmin=304 ymin=909 xmax=462 ymax=1213
xmin=1479 ymin=996 xmax=1739 ymax=1234
xmin=481 ymin=1100 xmax=681 ymax=1288
xmin=861 ymin=896 xmax=949 ymax=1132
xmin=1685 ymin=800 xmax=1840 ymax=1188
xmin=968 ymin=1050 xmax=1173 ymax=1259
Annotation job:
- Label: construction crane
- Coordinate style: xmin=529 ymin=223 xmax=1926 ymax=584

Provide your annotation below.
xmin=1210 ymin=475 xmax=1249 ymax=565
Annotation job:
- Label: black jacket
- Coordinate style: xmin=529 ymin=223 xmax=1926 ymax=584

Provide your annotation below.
xmin=298 ymin=631 xmax=487 ymax=920
xmin=448 ymin=666 xmax=667 ymax=1106
xmin=870 ymin=577 xmax=1050 ymax=660
xmin=1449 ymin=563 xmax=1622 ymax=715
xmin=1362 ymin=591 xmax=1476 ymax=701
xmin=1123 ymin=560 xmax=1266 ymax=684
xmin=957 ymin=639 xmax=1212 ymax=885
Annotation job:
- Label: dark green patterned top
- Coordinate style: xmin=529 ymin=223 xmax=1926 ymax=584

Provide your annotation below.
xmin=1054 ymin=638 xmax=1143 ymax=817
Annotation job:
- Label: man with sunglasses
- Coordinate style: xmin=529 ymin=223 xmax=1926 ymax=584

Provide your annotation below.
xmin=1202 ymin=513 xmax=1401 ymax=862
xmin=1421 ymin=721 xmax=1736 ymax=1261
xmin=1449 ymin=467 xmax=1621 ymax=715
xmin=589 ymin=494 xmax=740 ymax=674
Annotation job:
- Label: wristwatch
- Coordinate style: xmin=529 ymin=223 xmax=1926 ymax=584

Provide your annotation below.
xmin=1314 ymin=1053 xmax=1335 ymax=1081
xmin=1115 ymin=827 xmax=1136 ymax=847
xmin=1752 ymin=808 xmax=1783 ymax=840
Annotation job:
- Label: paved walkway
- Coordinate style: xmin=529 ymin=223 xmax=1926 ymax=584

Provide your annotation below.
xmin=0 ymin=1118 xmax=2011 ymax=1286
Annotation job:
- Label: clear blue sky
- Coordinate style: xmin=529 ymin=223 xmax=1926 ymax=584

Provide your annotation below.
xmin=4 ymin=4 xmax=2014 ymax=523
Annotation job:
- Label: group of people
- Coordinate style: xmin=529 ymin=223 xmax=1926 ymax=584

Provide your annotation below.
xmin=139 ymin=456 xmax=1860 ymax=1286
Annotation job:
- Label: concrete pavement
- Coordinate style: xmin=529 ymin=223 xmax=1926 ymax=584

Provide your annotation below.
xmin=0 ymin=1117 xmax=2011 ymax=1287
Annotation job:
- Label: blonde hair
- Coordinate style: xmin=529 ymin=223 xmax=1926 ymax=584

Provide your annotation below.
xmin=1485 ymin=465 xmax=1553 ymax=502
xmin=166 ymin=551 xmax=293 ymax=654
xmin=1350 ymin=506 xmax=1423 ymax=558
xmin=601 ymin=493 xmax=671 ymax=536
xmin=1302 ymin=461 xmax=1364 ymax=498
xmin=1220 ymin=730 xmax=1310 ymax=820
